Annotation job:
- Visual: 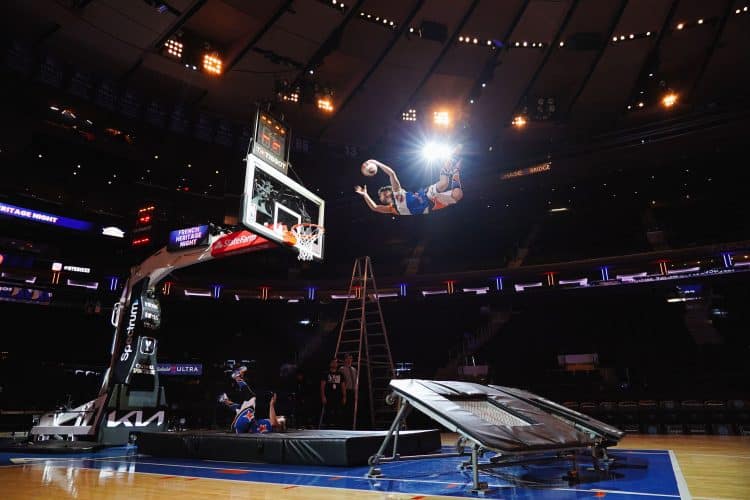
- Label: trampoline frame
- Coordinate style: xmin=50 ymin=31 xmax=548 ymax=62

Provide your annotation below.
xmin=367 ymin=386 xmax=619 ymax=495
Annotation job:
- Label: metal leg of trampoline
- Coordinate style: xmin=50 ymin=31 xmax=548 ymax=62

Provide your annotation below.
xmin=469 ymin=444 xmax=491 ymax=495
xmin=367 ymin=399 xmax=411 ymax=478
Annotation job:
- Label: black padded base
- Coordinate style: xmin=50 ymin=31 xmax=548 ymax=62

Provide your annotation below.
xmin=0 ymin=439 xmax=107 ymax=453
xmin=136 ymin=429 xmax=441 ymax=466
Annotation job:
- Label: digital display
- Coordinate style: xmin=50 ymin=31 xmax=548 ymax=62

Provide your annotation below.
xmin=0 ymin=202 xmax=94 ymax=232
xmin=167 ymin=224 xmax=209 ymax=252
xmin=252 ymin=111 xmax=289 ymax=174
xmin=141 ymin=296 xmax=161 ymax=330
xmin=157 ymin=363 xmax=203 ymax=376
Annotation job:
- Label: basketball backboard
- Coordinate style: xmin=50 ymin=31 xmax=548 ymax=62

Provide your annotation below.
xmin=241 ymin=154 xmax=325 ymax=260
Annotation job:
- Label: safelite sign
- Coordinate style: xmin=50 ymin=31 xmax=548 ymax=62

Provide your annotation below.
xmin=210 ymin=230 xmax=275 ymax=258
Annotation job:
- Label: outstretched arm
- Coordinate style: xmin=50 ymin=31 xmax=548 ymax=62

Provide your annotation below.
xmin=354 ymin=185 xmax=395 ymax=214
xmin=268 ymin=393 xmax=279 ymax=427
xmin=366 ymin=160 xmax=401 ymax=193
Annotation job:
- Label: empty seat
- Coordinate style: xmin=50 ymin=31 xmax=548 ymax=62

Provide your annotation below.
xmin=579 ymin=402 xmax=597 ymax=415
xmin=617 ymin=401 xmax=639 ymax=432
xmin=659 ymin=400 xmax=682 ymax=434
xmin=681 ymin=400 xmax=707 ymax=434
xmin=728 ymin=399 xmax=750 ymax=435
xmin=638 ymin=400 xmax=659 ymax=434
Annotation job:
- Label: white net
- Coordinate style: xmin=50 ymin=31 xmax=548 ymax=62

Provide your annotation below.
xmin=453 ymin=400 xmax=531 ymax=428
xmin=292 ymin=224 xmax=323 ymax=261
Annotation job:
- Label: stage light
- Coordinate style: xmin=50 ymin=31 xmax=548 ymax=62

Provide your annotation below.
xmin=612 ymin=36 xmax=618 ymax=42
xmin=646 ymin=31 xmax=651 ymax=36
xmin=281 ymin=91 xmax=299 ymax=103
xmin=560 ymin=41 xmax=564 ymax=46
xmin=317 ymin=97 xmax=334 ymax=112
xmin=202 ymin=53 xmax=223 ymax=75
xmin=676 ymin=22 xmax=684 ymax=30
xmin=421 ymin=142 xmax=453 ymax=162
xmin=401 ymin=108 xmax=417 ymax=121
xmin=638 ymin=101 xmax=644 ymax=108
xmin=165 ymin=39 xmax=183 ymax=59
xmin=433 ymin=110 xmax=451 ymax=127
xmin=511 ymin=115 xmax=527 ymax=128
xmin=698 ymin=19 xmax=704 ymax=24
xmin=661 ymin=92 xmax=678 ymax=108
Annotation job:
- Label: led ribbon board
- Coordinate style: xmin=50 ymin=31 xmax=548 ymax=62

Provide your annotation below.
xmin=157 ymin=363 xmax=203 ymax=376
xmin=0 ymin=202 xmax=94 ymax=232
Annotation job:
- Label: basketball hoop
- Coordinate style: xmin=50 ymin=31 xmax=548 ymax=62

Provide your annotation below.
xmin=291 ymin=223 xmax=324 ymax=261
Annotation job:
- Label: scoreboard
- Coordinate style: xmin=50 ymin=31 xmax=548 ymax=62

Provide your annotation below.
xmin=251 ymin=111 xmax=290 ymax=174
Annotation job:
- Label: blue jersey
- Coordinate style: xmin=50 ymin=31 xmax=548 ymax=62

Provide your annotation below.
xmin=231 ymin=406 xmax=273 ymax=434
xmin=404 ymin=188 xmax=432 ymax=215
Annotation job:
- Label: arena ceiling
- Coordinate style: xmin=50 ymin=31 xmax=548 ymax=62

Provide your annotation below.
xmin=3 ymin=0 xmax=749 ymax=152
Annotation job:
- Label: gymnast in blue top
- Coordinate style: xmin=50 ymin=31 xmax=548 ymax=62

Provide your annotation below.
xmin=230 ymin=393 xmax=280 ymax=434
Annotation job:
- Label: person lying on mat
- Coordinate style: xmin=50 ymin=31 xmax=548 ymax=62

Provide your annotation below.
xmin=230 ymin=393 xmax=281 ymax=434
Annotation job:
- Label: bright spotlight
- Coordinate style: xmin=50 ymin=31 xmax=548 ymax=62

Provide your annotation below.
xmin=421 ymin=142 xmax=453 ymax=162
xmin=317 ymin=97 xmax=334 ymax=112
xmin=164 ymin=39 xmax=183 ymax=59
xmin=661 ymin=92 xmax=678 ymax=108
xmin=433 ymin=110 xmax=451 ymax=127
xmin=202 ymin=53 xmax=223 ymax=75
xmin=511 ymin=115 xmax=527 ymax=128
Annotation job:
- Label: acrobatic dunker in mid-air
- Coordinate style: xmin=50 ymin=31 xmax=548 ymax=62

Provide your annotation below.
xmin=354 ymin=146 xmax=463 ymax=216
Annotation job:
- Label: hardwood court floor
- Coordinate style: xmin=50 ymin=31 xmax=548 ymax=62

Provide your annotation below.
xmin=615 ymin=434 xmax=750 ymax=500
xmin=0 ymin=434 xmax=747 ymax=499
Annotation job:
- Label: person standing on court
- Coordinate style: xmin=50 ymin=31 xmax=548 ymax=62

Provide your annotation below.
xmin=339 ymin=354 xmax=357 ymax=428
xmin=320 ymin=358 xmax=346 ymax=428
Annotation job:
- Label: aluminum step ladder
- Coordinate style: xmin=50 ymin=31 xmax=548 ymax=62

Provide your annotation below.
xmin=334 ymin=256 xmax=395 ymax=429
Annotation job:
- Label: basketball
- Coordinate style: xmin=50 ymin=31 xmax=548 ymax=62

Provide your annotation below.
xmin=361 ymin=161 xmax=378 ymax=176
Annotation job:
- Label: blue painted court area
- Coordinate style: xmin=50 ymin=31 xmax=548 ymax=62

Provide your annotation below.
xmin=0 ymin=446 xmax=689 ymax=499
